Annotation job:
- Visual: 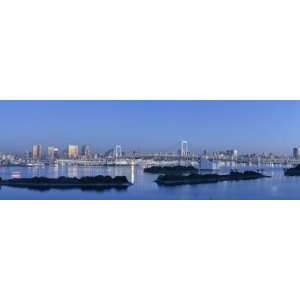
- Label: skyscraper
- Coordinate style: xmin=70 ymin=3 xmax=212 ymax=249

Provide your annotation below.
xmin=181 ymin=140 xmax=188 ymax=157
xmin=226 ymin=149 xmax=238 ymax=158
xmin=293 ymin=147 xmax=300 ymax=159
xmin=32 ymin=144 xmax=42 ymax=160
xmin=48 ymin=146 xmax=59 ymax=160
xmin=68 ymin=145 xmax=79 ymax=159
xmin=81 ymin=145 xmax=91 ymax=159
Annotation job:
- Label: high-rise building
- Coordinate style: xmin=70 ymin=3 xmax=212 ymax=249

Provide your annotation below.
xmin=48 ymin=147 xmax=59 ymax=160
xmin=233 ymin=149 xmax=238 ymax=157
xmin=115 ymin=145 xmax=122 ymax=159
xmin=25 ymin=150 xmax=30 ymax=160
xmin=226 ymin=149 xmax=238 ymax=158
xmin=32 ymin=144 xmax=42 ymax=160
xmin=81 ymin=145 xmax=91 ymax=159
xmin=293 ymin=147 xmax=300 ymax=159
xmin=180 ymin=140 xmax=188 ymax=157
xmin=68 ymin=145 xmax=79 ymax=159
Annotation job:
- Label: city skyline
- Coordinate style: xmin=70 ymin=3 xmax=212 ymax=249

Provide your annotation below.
xmin=1 ymin=100 xmax=300 ymax=154
xmin=2 ymin=142 xmax=295 ymax=158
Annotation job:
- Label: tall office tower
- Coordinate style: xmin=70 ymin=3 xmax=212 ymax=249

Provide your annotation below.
xmin=48 ymin=146 xmax=55 ymax=159
xmin=68 ymin=145 xmax=79 ymax=159
xmin=293 ymin=147 xmax=300 ymax=159
xmin=81 ymin=145 xmax=91 ymax=159
xmin=180 ymin=140 xmax=188 ymax=157
xmin=115 ymin=145 xmax=122 ymax=159
xmin=32 ymin=144 xmax=42 ymax=160
xmin=48 ymin=146 xmax=59 ymax=160
xmin=54 ymin=148 xmax=59 ymax=159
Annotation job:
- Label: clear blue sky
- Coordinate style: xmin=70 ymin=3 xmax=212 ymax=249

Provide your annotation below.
xmin=1 ymin=100 xmax=299 ymax=154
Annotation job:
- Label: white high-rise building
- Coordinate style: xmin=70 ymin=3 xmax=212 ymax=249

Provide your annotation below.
xmin=68 ymin=145 xmax=79 ymax=159
xmin=81 ymin=145 xmax=91 ymax=159
xmin=48 ymin=146 xmax=59 ymax=160
xmin=233 ymin=149 xmax=238 ymax=157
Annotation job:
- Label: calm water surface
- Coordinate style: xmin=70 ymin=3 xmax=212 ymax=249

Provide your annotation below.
xmin=0 ymin=163 xmax=299 ymax=199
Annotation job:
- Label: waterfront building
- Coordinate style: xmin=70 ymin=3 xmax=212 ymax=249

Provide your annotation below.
xmin=199 ymin=156 xmax=219 ymax=171
xmin=226 ymin=149 xmax=238 ymax=158
xmin=68 ymin=145 xmax=79 ymax=159
xmin=25 ymin=150 xmax=30 ymax=160
xmin=81 ymin=145 xmax=91 ymax=159
xmin=32 ymin=144 xmax=42 ymax=160
xmin=293 ymin=147 xmax=300 ymax=159
xmin=54 ymin=148 xmax=59 ymax=159
xmin=103 ymin=148 xmax=114 ymax=158
xmin=48 ymin=147 xmax=59 ymax=160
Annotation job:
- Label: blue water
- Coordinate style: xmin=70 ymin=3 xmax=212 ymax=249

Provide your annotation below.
xmin=0 ymin=164 xmax=299 ymax=199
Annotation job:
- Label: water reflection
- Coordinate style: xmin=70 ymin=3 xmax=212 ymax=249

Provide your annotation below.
xmin=131 ymin=165 xmax=135 ymax=184
xmin=52 ymin=165 xmax=59 ymax=178
xmin=31 ymin=166 xmax=41 ymax=177
xmin=67 ymin=166 xmax=78 ymax=178
xmin=1 ymin=163 xmax=300 ymax=200
xmin=11 ymin=171 xmax=21 ymax=179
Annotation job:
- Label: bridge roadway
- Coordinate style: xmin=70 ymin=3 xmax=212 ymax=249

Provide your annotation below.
xmin=209 ymin=157 xmax=300 ymax=165
xmin=55 ymin=156 xmax=300 ymax=166
xmin=56 ymin=155 xmax=198 ymax=166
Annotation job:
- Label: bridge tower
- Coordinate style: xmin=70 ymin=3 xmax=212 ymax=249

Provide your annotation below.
xmin=115 ymin=145 xmax=122 ymax=159
xmin=180 ymin=140 xmax=188 ymax=157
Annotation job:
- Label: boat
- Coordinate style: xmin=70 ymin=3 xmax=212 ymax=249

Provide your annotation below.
xmin=26 ymin=162 xmax=45 ymax=167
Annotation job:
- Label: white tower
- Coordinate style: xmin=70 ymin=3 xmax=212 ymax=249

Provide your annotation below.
xmin=181 ymin=141 xmax=188 ymax=157
xmin=115 ymin=145 xmax=122 ymax=159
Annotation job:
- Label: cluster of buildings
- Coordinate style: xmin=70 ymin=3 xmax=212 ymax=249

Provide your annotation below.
xmin=209 ymin=149 xmax=239 ymax=160
xmin=26 ymin=144 xmax=121 ymax=161
xmin=0 ymin=140 xmax=239 ymax=166
xmin=3 ymin=140 xmax=300 ymax=167
xmin=26 ymin=142 xmax=191 ymax=162
xmin=0 ymin=153 xmax=21 ymax=165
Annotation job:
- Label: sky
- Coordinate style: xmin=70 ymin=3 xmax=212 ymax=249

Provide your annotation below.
xmin=1 ymin=100 xmax=300 ymax=154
